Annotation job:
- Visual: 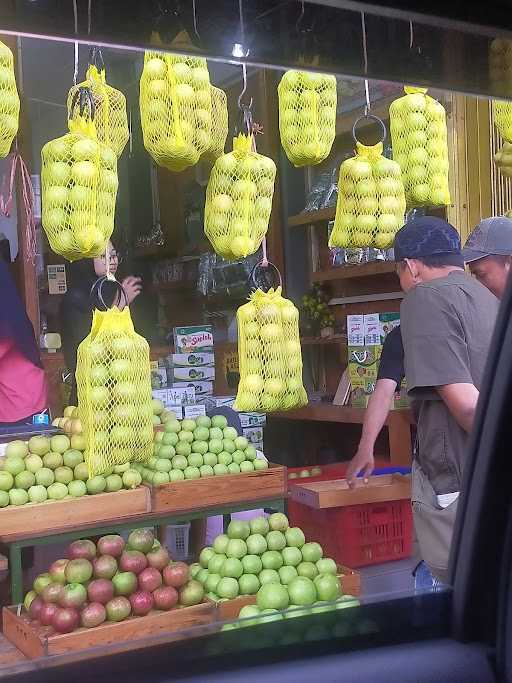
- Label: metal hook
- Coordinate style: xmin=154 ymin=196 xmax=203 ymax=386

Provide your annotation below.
xmin=295 ymin=0 xmax=305 ymax=33
xmin=237 ymin=63 xmax=253 ymax=111
xmin=192 ymin=0 xmax=200 ymax=39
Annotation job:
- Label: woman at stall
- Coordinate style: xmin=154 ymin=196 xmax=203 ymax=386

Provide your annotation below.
xmin=60 ymin=241 xmax=142 ymax=405
xmin=0 ymin=260 xmax=48 ymax=425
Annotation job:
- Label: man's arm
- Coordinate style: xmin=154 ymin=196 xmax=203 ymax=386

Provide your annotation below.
xmin=346 ymin=378 xmax=397 ymax=487
xmin=437 ymin=383 xmax=479 ymax=433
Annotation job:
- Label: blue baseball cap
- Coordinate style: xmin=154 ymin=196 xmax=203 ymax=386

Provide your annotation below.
xmin=394 ymin=216 xmax=463 ymax=266
xmin=463 ymin=216 xmax=512 ymax=263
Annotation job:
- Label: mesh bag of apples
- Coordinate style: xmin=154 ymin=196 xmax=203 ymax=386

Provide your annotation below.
xmin=76 ymin=307 xmax=154 ymax=476
xmin=0 ymin=40 xmax=19 ymax=158
xmin=40 ymin=111 xmax=118 ymax=261
xmin=67 ymin=64 xmax=129 ymax=158
xmin=201 ymin=85 xmax=229 ymax=163
xmin=330 ymin=141 xmax=406 ymax=250
xmin=204 ymin=133 xmax=276 ymax=260
xmin=140 ymin=52 xmax=214 ymax=172
xmin=389 ymin=86 xmax=450 ymax=208
xmin=24 ymin=529 xmax=205 ymax=633
xmin=235 ymin=287 xmax=307 ymax=413
xmin=278 ymin=70 xmax=337 ymax=167
xmin=492 ymin=99 xmax=512 ymax=178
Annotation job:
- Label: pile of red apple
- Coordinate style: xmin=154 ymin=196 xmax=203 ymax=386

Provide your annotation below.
xmin=23 ymin=529 xmax=204 ymax=633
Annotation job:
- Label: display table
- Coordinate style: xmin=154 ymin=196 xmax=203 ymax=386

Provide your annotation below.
xmin=3 ymin=497 xmax=285 ymax=605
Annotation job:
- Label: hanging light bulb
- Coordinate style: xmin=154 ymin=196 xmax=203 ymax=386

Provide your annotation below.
xmin=231 ymin=43 xmax=246 ymax=58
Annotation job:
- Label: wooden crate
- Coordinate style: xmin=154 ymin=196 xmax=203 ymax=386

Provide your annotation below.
xmin=290 ymin=474 xmax=411 ymax=510
xmin=217 ymin=595 xmax=257 ymax=620
xmin=3 ymin=601 xmax=215 ymax=659
xmin=0 ymin=488 xmax=151 ymax=542
xmin=151 ymin=463 xmax=286 ymax=514
xmin=338 ymin=565 xmax=361 ymax=597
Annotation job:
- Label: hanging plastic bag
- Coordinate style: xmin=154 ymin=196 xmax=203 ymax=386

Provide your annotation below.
xmin=67 ymin=51 xmax=129 ymax=158
xmin=331 ymin=119 xmax=406 ymax=249
xmin=235 ymin=283 xmax=307 ymax=413
xmin=41 ymin=87 xmax=118 ymax=261
xmin=278 ymin=70 xmax=337 ymax=167
xmin=0 ymin=40 xmax=19 ymax=159
xmin=140 ymin=51 xmax=212 ymax=171
xmin=201 ymin=85 xmax=228 ymax=162
xmin=76 ymin=284 xmax=153 ymax=476
xmin=204 ymin=133 xmax=276 ymax=260
xmin=389 ymin=86 xmax=450 ymax=208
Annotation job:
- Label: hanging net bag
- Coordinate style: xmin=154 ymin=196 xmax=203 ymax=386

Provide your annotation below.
xmin=389 ymin=86 xmax=450 ymax=208
xmin=140 ymin=51 xmax=212 ymax=171
xmin=492 ymin=100 xmax=512 ymax=143
xmin=494 ymin=141 xmax=512 ymax=177
xmin=204 ymin=133 xmax=276 ymax=260
xmin=41 ymin=87 xmax=118 ymax=261
xmin=201 ymin=85 xmax=228 ymax=162
xmin=67 ymin=50 xmax=129 ymax=158
xmin=235 ymin=273 xmax=307 ymax=413
xmin=0 ymin=40 xmax=19 ymax=158
xmin=76 ymin=280 xmax=153 ymax=476
xmin=330 ymin=116 xmax=406 ymax=249
xmin=278 ymin=70 xmax=337 ymax=167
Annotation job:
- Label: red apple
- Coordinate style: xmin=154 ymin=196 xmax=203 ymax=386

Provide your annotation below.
xmin=129 ymin=590 xmax=154 ymax=616
xmin=163 ymin=562 xmax=189 ymax=588
xmin=153 ymin=586 xmax=178 ymax=611
xmin=138 ymin=567 xmax=162 ymax=593
xmin=93 ymin=554 xmax=118 ymax=580
xmin=119 ymin=550 xmax=148 ymax=575
xmin=40 ymin=602 xmax=59 ymax=626
xmin=49 ymin=559 xmax=69 ymax=585
xmin=42 ymin=583 xmax=64 ymax=604
xmin=105 ymin=596 xmax=131 ymax=622
xmin=68 ymin=539 xmax=96 ymax=561
xmin=97 ymin=534 xmax=125 ymax=558
xmin=146 ymin=546 xmax=170 ymax=571
xmin=81 ymin=603 xmax=107 ymax=628
xmin=87 ymin=578 xmax=114 ymax=605
xmin=53 ymin=607 xmax=80 ymax=633
xmin=28 ymin=596 xmax=44 ymax=620
xmin=59 ymin=583 xmax=87 ymax=610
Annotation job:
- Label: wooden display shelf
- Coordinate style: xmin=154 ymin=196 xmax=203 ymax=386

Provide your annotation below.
xmin=271 ymin=404 xmax=413 ymax=426
xmin=312 ymin=261 xmax=397 ymax=283
xmin=288 ymin=207 xmax=335 ymax=227
xmin=150 ymin=464 xmax=286 ymax=514
xmin=3 ymin=601 xmax=215 ymax=660
xmin=0 ymin=488 xmax=151 ymax=543
xmin=290 ymin=473 xmax=411 ymax=510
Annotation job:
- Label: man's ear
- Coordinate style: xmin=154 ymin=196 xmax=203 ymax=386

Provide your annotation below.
xmin=405 ymin=258 xmax=419 ymax=280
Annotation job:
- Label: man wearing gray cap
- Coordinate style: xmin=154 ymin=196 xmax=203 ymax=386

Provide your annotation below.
xmin=463 ymin=216 xmax=512 ymax=299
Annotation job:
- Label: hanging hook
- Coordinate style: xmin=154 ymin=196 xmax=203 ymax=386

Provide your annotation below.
xmin=295 ymin=0 xmax=305 ymax=33
xmin=192 ymin=0 xmax=200 ymax=40
xmin=238 ymin=63 xmax=253 ymax=111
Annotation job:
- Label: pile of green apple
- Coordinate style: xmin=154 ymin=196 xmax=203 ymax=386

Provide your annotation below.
xmin=0 ymin=435 xmax=142 ymax=507
xmin=288 ymin=466 xmax=322 ymax=480
xmin=41 ymin=128 xmax=118 ymax=259
xmin=140 ymin=52 xmax=212 ymax=172
xmin=150 ymin=398 xmax=180 ymax=426
xmin=191 ymin=513 xmax=343 ymax=604
xmin=24 ymin=528 xmax=204 ymax=633
xmin=389 ymin=89 xmax=450 ymax=208
xmin=278 ymin=70 xmax=337 ymax=168
xmin=204 ymin=137 xmax=276 ymax=260
xmin=234 ymin=288 xmax=307 ymax=413
xmin=132 ymin=413 xmax=266 ymax=486
xmin=0 ymin=40 xmax=19 ymax=158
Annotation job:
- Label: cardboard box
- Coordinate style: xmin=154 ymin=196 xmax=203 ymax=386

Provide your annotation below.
xmin=170 ymin=352 xmax=215 ymax=368
xmin=347 ymin=314 xmax=364 ymax=346
xmin=171 ymin=381 xmax=213 ymax=398
xmin=239 ymin=412 xmax=266 ymax=428
xmin=151 ymin=368 xmax=168 ymax=390
xmin=184 ymin=405 xmax=207 ymax=419
xmin=349 ymin=379 xmax=375 ymax=408
xmin=173 ymin=326 xmax=214 ymax=353
xmin=243 ymin=426 xmax=264 ymax=444
xmin=167 ymin=385 xmax=196 ymax=406
xmin=171 ymin=367 xmax=215 ymax=382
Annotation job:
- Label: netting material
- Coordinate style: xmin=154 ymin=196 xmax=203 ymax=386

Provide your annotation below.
xmin=76 ymin=306 xmax=153 ymax=476
xmin=492 ymin=100 xmax=512 ymax=143
xmin=389 ymin=86 xmax=450 ymax=208
xmin=278 ymin=70 xmax=337 ymax=167
xmin=330 ymin=142 xmax=406 ymax=249
xmin=204 ymin=133 xmax=276 ymax=260
xmin=140 ymin=51 xmax=212 ymax=171
xmin=0 ymin=41 xmax=19 ymax=159
xmin=41 ymin=115 xmax=118 ymax=261
xmin=68 ymin=65 xmax=129 ymax=158
xmin=494 ymin=141 xmax=512 ymax=177
xmin=202 ymin=85 xmax=228 ymax=162
xmin=234 ymin=287 xmax=307 ymax=413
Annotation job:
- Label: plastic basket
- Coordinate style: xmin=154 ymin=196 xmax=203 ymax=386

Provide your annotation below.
xmin=288 ymin=465 xmax=413 ymax=568
xmin=165 ymin=523 xmax=191 ymax=561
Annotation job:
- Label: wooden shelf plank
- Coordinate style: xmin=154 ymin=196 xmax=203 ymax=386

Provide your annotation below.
xmin=288 ymin=207 xmax=335 ymax=228
xmin=269 ymin=404 xmax=413 ymax=426
xmin=312 ymin=261 xmax=397 ymax=282
xmin=300 ymin=336 xmax=346 ymax=346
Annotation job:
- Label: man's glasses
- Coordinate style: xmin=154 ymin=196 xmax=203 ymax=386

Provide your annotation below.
xmin=99 ymin=252 xmax=123 ymax=264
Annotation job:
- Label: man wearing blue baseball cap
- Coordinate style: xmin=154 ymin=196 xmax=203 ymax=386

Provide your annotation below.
xmin=394 ymin=216 xmax=498 ymax=585
xmin=463 ymin=216 xmax=512 ymax=299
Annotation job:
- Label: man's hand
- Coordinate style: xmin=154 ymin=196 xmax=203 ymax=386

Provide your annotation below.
xmin=121 ymin=276 xmax=142 ymax=305
xmin=346 ymin=449 xmax=375 ymax=488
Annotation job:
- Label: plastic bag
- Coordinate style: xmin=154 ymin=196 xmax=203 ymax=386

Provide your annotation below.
xmin=67 ymin=64 xmax=129 ymax=158
xmin=0 ymin=41 xmax=19 ymax=159
xmin=140 ymin=51 xmax=212 ymax=171
xmin=235 ymin=287 xmax=307 ymax=413
xmin=492 ymin=100 xmax=512 ymax=142
xmin=278 ymin=70 xmax=337 ymax=167
xmin=330 ymin=142 xmax=405 ymax=249
xmin=202 ymin=85 xmax=228 ymax=162
xmin=76 ymin=305 xmax=153 ymax=476
xmin=41 ymin=104 xmax=118 ymax=261
xmin=389 ymin=86 xmax=450 ymax=208
xmin=204 ymin=133 xmax=276 ymax=260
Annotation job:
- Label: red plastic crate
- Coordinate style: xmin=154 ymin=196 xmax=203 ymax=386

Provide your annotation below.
xmin=288 ymin=462 xmax=413 ymax=568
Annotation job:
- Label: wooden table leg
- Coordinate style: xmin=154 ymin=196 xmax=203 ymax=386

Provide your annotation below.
xmin=9 ymin=544 xmax=23 ymax=606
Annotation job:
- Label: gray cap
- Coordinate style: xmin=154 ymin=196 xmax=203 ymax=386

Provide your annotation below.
xmin=463 ymin=216 xmax=512 ymax=263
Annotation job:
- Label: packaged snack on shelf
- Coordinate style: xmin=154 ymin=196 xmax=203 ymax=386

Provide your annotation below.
xmin=170 ymin=352 xmax=215 ymax=368
xmin=173 ymin=325 xmax=214 ymax=353
xmin=171 ymin=366 xmax=215 ymax=382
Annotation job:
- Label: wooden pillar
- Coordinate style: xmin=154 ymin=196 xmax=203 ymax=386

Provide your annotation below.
xmin=387 ymin=411 xmax=413 ymax=466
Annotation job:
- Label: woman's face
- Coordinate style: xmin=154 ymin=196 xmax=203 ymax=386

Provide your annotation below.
xmin=93 ymin=242 xmax=119 ymax=277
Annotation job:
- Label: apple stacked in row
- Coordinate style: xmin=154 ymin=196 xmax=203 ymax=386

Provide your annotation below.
xmin=0 ymin=435 xmax=142 ymax=507
xmin=23 ymin=529 xmax=204 ymax=633
xmin=191 ymin=513 xmax=340 ymax=603
xmin=133 ymin=413 xmax=267 ymax=485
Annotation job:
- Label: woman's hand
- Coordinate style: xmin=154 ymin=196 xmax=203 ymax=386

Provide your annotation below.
xmin=121 ymin=276 xmax=142 ymax=306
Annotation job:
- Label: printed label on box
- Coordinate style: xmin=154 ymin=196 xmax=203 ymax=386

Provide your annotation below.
xmin=239 ymin=412 xmax=266 ymax=428
xmin=243 ymin=426 xmax=264 ymax=444
xmin=172 ymin=367 xmax=215 ymax=382
xmin=171 ymin=352 xmax=215 ymax=368
xmin=47 ymin=264 xmax=67 ymax=295
xmin=184 ymin=404 xmax=207 ymax=419
xmin=347 ymin=314 xmax=364 ymax=346
xmin=171 ymin=381 xmax=213 ymax=397
xmin=168 ymin=405 xmax=184 ymax=419
xmin=167 ymin=386 xmax=196 ymax=406
xmin=151 ymin=368 xmax=168 ymax=390
xmin=364 ymin=313 xmax=381 ymax=346
xmin=173 ymin=325 xmax=214 ymax=353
